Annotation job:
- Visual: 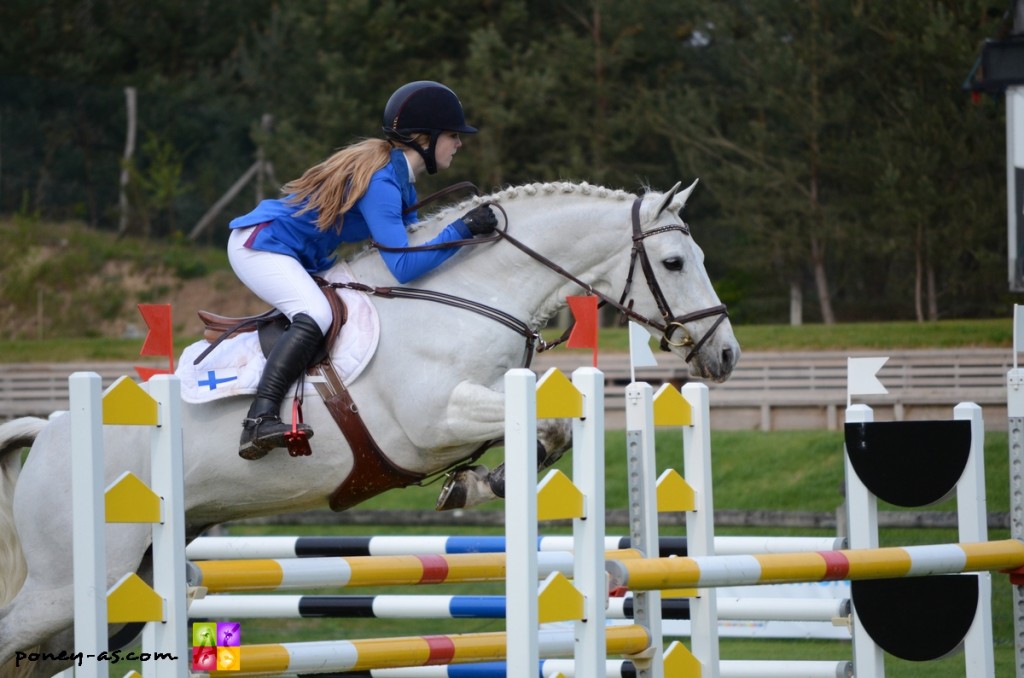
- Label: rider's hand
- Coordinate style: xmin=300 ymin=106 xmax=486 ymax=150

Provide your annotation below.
xmin=461 ymin=205 xmax=498 ymax=236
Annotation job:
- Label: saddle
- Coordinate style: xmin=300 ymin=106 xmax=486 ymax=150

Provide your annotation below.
xmin=196 ymin=279 xmax=425 ymax=511
xmin=196 ymin=277 xmax=345 ymax=363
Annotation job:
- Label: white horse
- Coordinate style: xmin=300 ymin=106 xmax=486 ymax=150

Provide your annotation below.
xmin=0 ymin=180 xmax=738 ymax=676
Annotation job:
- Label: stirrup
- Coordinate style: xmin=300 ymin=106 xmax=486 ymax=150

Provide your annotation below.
xmin=238 ymin=415 xmax=313 ymax=460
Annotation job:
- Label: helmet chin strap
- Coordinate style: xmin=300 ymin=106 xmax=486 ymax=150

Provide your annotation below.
xmin=392 ymin=131 xmax=441 ymax=175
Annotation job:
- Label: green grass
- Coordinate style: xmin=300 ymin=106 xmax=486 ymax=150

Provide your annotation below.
xmin=186 ymin=429 xmax=1016 ymax=677
xmin=0 ymin=317 xmax=1014 ymax=362
xmin=583 ymin=317 xmax=1013 ymax=352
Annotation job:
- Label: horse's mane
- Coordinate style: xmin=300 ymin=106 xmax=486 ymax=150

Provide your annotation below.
xmin=346 ymin=181 xmax=637 ymax=266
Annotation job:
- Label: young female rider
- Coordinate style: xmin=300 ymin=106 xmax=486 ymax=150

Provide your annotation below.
xmin=227 ymin=80 xmax=498 ymax=459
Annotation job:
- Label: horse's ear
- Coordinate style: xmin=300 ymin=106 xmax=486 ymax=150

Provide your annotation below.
xmin=677 ymin=179 xmax=699 ymax=206
xmin=655 ymin=181 xmax=683 ymax=217
xmin=669 ymin=179 xmax=699 ymax=214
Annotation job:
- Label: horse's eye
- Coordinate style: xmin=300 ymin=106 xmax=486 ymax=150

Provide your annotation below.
xmin=662 ymin=256 xmax=683 ymax=272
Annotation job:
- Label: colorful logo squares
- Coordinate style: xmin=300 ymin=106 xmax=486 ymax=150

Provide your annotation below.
xmin=192 ymin=621 xmax=241 ymax=671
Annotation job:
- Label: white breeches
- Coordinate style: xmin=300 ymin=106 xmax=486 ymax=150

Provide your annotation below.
xmin=227 ymin=228 xmax=333 ymax=334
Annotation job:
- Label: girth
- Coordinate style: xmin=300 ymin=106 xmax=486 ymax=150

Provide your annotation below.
xmin=312 ymin=361 xmax=426 ymax=512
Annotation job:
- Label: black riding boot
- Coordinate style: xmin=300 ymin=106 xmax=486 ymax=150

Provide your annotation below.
xmin=239 ymin=313 xmax=325 ymax=460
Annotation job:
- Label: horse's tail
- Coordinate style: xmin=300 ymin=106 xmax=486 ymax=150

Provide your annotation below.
xmin=0 ymin=417 xmax=46 ymax=607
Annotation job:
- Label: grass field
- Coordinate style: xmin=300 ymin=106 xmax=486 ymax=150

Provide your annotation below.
xmin=201 ymin=428 xmax=1016 ymax=677
xmin=0 ymin=316 xmax=1014 ymax=362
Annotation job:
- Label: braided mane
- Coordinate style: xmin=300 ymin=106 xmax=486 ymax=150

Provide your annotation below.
xmin=347 ymin=182 xmax=636 ymax=266
xmin=421 ymin=181 xmax=635 ymax=229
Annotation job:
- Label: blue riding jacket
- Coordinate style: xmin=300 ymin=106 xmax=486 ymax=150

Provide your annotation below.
xmin=229 ymin=149 xmax=471 ymax=283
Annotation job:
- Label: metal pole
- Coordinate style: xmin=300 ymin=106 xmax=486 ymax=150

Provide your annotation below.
xmin=1007 ymin=364 xmax=1024 ymax=678
xmin=625 ymin=383 xmax=663 ymax=678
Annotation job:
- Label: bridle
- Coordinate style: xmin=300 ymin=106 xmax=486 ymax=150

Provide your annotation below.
xmin=490 ymin=197 xmax=728 ymax=361
xmin=324 ymin=190 xmax=728 ymax=365
xmin=618 ymin=198 xmax=729 ymax=360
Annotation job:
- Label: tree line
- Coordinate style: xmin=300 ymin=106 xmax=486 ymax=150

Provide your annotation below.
xmin=0 ymin=0 xmax=1016 ymax=324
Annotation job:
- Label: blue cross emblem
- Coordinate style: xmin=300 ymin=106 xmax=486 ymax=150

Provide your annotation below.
xmin=198 ymin=370 xmax=238 ymax=390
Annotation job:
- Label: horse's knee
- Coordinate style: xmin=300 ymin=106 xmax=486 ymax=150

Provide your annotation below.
xmin=538 ymin=419 xmax=572 ymax=466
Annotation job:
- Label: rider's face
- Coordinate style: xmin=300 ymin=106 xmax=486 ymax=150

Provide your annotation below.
xmin=433 ymin=132 xmax=462 ymax=172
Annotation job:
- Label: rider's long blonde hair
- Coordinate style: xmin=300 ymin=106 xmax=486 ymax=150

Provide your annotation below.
xmin=283 ymin=134 xmax=427 ymax=233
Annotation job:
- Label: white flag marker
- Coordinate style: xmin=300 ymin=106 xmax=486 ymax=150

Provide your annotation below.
xmin=847 ymin=356 xmax=889 ymax=407
xmin=628 ymin=321 xmax=658 ymax=383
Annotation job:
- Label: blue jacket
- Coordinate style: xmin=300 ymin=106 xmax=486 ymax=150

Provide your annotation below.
xmin=229 ymin=150 xmax=471 ymax=283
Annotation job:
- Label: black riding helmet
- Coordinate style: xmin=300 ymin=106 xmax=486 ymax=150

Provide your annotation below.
xmin=381 ymin=81 xmax=477 ymax=175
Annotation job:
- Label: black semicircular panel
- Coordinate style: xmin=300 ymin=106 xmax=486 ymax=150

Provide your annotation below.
xmin=852 ymin=575 xmax=978 ymax=661
xmin=844 ymin=420 xmax=971 ymax=507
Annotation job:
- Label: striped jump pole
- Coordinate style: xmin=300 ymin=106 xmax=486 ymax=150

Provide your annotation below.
xmin=286 ymin=657 xmax=852 ymax=678
xmin=185 ymin=535 xmax=844 ymax=560
xmin=188 ymin=593 xmax=848 ymax=623
xmin=186 ymin=550 xmax=640 ymax=594
xmin=605 ymin=539 xmax=1024 ymax=592
xmin=204 ymin=625 xmax=650 ymax=676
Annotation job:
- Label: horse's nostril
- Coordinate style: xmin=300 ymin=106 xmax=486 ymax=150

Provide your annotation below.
xmin=722 ymin=346 xmax=734 ymax=368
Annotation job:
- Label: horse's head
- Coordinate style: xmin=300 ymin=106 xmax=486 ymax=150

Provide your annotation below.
xmin=621 ymin=180 xmax=739 ymax=382
xmin=358 ymin=179 xmax=739 ymax=382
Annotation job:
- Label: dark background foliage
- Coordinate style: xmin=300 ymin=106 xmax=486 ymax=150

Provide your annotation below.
xmin=0 ymin=0 xmax=1017 ymax=324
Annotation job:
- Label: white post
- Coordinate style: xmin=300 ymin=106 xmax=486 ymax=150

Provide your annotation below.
xmin=147 ymin=376 xmax=188 ymax=678
xmin=505 ymin=369 xmax=539 ymax=677
xmin=681 ymin=383 xmax=720 ymax=677
xmin=624 ymin=383 xmax=663 ymax=678
xmin=572 ymin=367 xmax=606 ymax=677
xmin=844 ymin=403 xmax=883 ymax=678
xmin=70 ymin=372 xmax=109 ymax=678
xmin=954 ymin=402 xmax=994 ymax=677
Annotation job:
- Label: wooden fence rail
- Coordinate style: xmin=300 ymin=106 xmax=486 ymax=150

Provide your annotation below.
xmin=0 ymin=348 xmax=1013 ymax=430
xmin=211 ymin=507 xmax=1011 ymax=531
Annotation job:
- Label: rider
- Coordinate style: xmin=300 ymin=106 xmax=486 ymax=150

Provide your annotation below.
xmin=227 ymin=80 xmax=498 ymax=460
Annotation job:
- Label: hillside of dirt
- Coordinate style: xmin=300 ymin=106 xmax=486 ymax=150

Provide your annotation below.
xmin=100 ymin=263 xmax=268 ymax=339
xmin=0 ymin=219 xmax=267 ymax=340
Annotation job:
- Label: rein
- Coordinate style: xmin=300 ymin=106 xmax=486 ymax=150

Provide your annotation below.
xmin=329 ymin=192 xmax=728 ymax=365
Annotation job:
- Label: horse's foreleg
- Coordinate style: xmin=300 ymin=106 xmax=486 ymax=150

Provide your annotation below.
xmin=437 ymin=381 xmax=505 ymax=443
xmin=435 ymin=382 xmax=572 ymax=511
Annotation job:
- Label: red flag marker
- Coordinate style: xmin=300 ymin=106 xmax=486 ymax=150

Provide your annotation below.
xmin=135 ymin=304 xmax=174 ymax=380
xmin=566 ymin=295 xmax=599 ymax=367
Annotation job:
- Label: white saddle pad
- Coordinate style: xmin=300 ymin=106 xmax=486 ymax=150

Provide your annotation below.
xmin=176 ymin=265 xmax=380 ymax=404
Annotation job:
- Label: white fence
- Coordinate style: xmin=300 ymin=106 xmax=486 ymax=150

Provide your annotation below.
xmin=1 ymin=348 xmax=1012 ymax=430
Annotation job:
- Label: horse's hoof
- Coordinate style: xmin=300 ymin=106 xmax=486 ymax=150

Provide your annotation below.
xmin=435 ymin=476 xmax=467 ymax=511
xmin=486 ymin=463 xmax=505 ymax=499
xmin=435 ymin=464 xmax=497 ymax=510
